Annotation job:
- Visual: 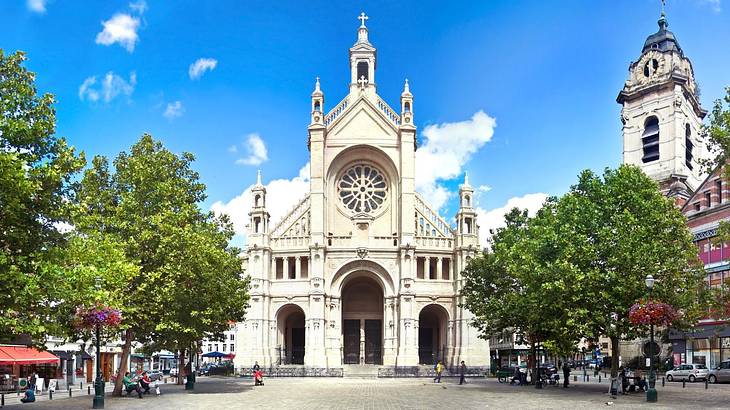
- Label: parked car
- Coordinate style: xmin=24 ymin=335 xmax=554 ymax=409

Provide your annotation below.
xmin=665 ymin=364 xmax=708 ymax=382
xmin=146 ymin=370 xmax=163 ymax=381
xmin=539 ymin=363 xmax=558 ymax=376
xmin=708 ymin=360 xmax=730 ymax=384
xmin=169 ymin=367 xmax=179 ymax=377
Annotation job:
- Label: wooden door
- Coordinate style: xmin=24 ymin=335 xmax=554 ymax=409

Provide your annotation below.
xmin=364 ymin=320 xmax=382 ymax=365
xmin=343 ymin=320 xmax=360 ymax=364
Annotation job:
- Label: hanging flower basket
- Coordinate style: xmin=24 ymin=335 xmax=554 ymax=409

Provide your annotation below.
xmin=628 ymin=299 xmax=677 ymax=326
xmin=74 ymin=304 xmax=122 ymax=329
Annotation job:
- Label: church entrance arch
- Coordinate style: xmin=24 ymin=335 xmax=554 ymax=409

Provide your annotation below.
xmin=276 ymin=304 xmax=306 ymax=365
xmin=341 ymin=275 xmax=384 ymax=365
xmin=418 ymin=304 xmax=449 ymax=365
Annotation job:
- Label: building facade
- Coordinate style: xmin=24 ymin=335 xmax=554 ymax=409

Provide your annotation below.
xmin=234 ymin=15 xmax=488 ymax=369
xmin=669 ymin=164 xmax=730 ymax=368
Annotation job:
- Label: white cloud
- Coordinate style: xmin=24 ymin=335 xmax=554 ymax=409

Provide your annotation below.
xmin=95 ymin=13 xmax=141 ymax=52
xmin=188 ymin=58 xmax=218 ymax=80
xmin=228 ymin=145 xmax=238 ymax=153
xmin=475 ymin=193 xmax=549 ymax=248
xmin=211 ymin=163 xmax=311 ymax=244
xmin=235 ymin=133 xmax=268 ymax=166
xmin=78 ymin=71 xmax=136 ymax=103
xmin=27 ymin=0 xmax=47 ymax=13
xmin=698 ymin=0 xmax=722 ymax=12
xmin=129 ymin=0 xmax=147 ymax=14
xmin=163 ymin=101 xmax=184 ymax=119
xmin=415 ymin=110 xmax=496 ymax=210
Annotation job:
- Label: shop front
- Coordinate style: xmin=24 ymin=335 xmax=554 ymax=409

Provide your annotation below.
xmin=0 ymin=345 xmax=60 ymax=392
xmin=669 ymin=323 xmax=730 ymax=368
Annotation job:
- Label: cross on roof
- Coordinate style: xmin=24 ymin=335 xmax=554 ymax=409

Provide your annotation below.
xmin=358 ymin=75 xmax=368 ymax=89
xmin=358 ymin=12 xmax=369 ymax=28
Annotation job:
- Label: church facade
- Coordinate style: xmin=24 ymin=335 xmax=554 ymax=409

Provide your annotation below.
xmin=233 ymin=15 xmax=489 ymax=369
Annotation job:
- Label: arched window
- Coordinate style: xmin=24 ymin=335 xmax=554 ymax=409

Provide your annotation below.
xmin=357 ymin=61 xmax=369 ymax=82
xmin=404 ymin=102 xmax=411 ymax=113
xmin=685 ymin=124 xmax=694 ymax=169
xmin=463 ymin=194 xmax=471 ymax=207
xmin=642 ymin=116 xmax=660 ymax=163
xmin=255 ymin=194 xmax=261 ymax=207
xmin=314 ymin=101 xmax=321 ymax=112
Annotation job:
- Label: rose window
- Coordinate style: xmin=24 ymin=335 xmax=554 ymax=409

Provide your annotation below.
xmin=338 ymin=164 xmax=387 ymax=213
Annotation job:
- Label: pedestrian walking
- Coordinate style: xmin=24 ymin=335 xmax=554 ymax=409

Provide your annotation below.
xmin=433 ymin=360 xmax=444 ymax=383
xmin=562 ymin=361 xmax=570 ymax=388
xmin=459 ymin=361 xmax=466 ymax=385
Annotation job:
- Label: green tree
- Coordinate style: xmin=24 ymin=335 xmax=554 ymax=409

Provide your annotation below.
xmin=0 ymin=50 xmax=85 ymax=342
xmin=74 ymin=135 xmax=249 ymax=394
xmin=556 ymin=165 xmax=707 ymax=377
xmin=463 ymin=203 xmax=585 ymax=379
xmin=701 ymin=87 xmax=730 ymax=243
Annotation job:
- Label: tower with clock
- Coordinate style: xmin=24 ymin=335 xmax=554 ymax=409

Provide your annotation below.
xmin=617 ymin=8 xmax=707 ymax=203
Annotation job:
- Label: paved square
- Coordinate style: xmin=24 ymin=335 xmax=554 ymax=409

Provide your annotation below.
xmin=2 ymin=376 xmax=728 ymax=409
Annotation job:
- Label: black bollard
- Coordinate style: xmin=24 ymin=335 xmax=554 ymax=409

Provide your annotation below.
xmin=574 ymin=375 xmax=577 ymax=382
xmin=69 ymin=387 xmax=72 ymax=397
xmin=662 ymin=377 xmax=665 ymax=387
xmin=80 ymin=381 xmax=82 ymax=390
xmin=705 ymin=379 xmax=708 ymax=389
xmin=2 ymin=392 xmax=5 ymax=407
xmin=587 ymin=375 xmax=590 ymax=382
xmin=599 ymin=375 xmax=601 ymax=383
xmin=88 ymin=385 xmax=91 ymax=395
xmin=683 ymin=379 xmax=686 ymax=388
xmin=49 ymin=390 xmax=53 ymax=400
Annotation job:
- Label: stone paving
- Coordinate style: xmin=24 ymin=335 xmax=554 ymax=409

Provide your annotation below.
xmin=2 ymin=375 xmax=729 ymax=409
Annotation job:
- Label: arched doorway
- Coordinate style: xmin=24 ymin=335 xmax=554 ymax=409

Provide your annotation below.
xmin=418 ymin=304 xmax=449 ymax=365
xmin=277 ymin=304 xmax=306 ymax=365
xmin=341 ymin=275 xmax=384 ymax=365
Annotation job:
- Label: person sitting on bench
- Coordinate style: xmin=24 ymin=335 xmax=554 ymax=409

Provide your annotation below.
xmin=123 ymin=372 xmax=143 ymax=398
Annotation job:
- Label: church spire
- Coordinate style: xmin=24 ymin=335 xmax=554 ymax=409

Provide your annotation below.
xmin=311 ymin=76 xmax=324 ymax=125
xmin=349 ymin=12 xmax=377 ymax=94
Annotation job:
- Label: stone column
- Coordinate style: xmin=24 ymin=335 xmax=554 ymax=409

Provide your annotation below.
xmin=295 ymin=256 xmax=301 ymax=279
xmin=424 ymin=257 xmax=431 ymax=280
xmin=436 ymin=257 xmax=442 ymax=280
xmin=283 ymin=257 xmax=289 ymax=279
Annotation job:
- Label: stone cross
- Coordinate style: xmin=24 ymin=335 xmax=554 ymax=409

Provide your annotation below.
xmin=358 ymin=12 xmax=369 ymax=28
xmin=358 ymin=75 xmax=368 ymax=89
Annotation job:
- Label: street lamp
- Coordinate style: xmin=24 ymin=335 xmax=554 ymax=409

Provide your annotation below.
xmin=93 ymin=276 xmax=104 ymax=409
xmin=645 ymin=274 xmax=657 ymax=403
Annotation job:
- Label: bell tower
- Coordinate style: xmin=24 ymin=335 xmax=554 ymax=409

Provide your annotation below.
xmin=248 ymin=170 xmax=270 ymax=246
xmin=349 ymin=12 xmax=377 ymax=95
xmin=617 ymin=8 xmax=707 ymax=202
xmin=455 ymin=173 xmax=478 ymax=248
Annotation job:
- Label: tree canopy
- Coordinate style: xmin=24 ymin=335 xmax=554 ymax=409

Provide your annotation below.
xmin=0 ymin=50 xmax=85 ymax=342
xmin=462 ymin=165 xmax=708 ymax=377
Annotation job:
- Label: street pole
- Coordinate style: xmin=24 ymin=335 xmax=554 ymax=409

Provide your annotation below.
xmin=93 ymin=324 xmax=104 ymax=409
xmin=646 ymin=274 xmax=657 ymax=403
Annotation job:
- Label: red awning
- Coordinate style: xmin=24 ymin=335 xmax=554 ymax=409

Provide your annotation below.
xmin=0 ymin=346 xmax=60 ymax=366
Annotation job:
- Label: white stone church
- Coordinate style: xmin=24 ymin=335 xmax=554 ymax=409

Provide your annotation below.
xmin=233 ymin=14 xmax=489 ymax=369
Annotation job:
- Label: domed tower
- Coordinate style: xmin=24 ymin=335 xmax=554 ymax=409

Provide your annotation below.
xmin=617 ymin=9 xmax=707 ymax=204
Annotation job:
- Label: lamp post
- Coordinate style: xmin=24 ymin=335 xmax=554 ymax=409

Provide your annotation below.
xmin=645 ymin=274 xmax=657 ymax=403
xmin=93 ymin=276 xmax=104 ymax=409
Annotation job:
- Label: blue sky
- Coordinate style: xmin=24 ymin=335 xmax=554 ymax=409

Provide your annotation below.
xmin=2 ymin=0 xmax=729 ymax=245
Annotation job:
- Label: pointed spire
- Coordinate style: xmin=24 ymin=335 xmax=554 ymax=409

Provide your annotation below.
xmin=463 ymin=172 xmax=470 ymax=187
xmin=255 ymin=169 xmax=263 ymax=187
xmin=401 ymin=78 xmax=412 ymax=96
xmin=311 ymin=76 xmax=323 ymax=96
xmin=356 ymin=12 xmax=370 ymax=44
xmin=658 ymin=0 xmax=668 ymax=31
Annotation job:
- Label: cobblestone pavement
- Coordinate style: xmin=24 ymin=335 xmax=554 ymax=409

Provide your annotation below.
xmin=2 ymin=375 xmax=729 ymax=409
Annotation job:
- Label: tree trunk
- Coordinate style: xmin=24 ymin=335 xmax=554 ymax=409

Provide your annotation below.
xmin=610 ymin=335 xmax=620 ymax=378
xmin=112 ymin=329 xmax=134 ymax=396
xmin=178 ymin=348 xmax=186 ymax=385
xmin=530 ymin=340 xmax=537 ymax=384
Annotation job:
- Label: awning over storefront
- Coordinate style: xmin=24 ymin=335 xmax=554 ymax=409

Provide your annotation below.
xmin=0 ymin=346 xmax=60 ymax=365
